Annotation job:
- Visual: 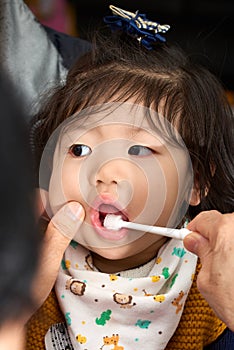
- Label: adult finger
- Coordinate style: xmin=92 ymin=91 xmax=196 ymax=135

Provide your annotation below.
xmin=31 ymin=201 xmax=85 ymax=308
xmin=187 ymin=210 xmax=222 ymax=239
xmin=183 ymin=231 xmax=209 ymax=257
xmin=184 ymin=211 xmax=220 ymax=258
xmin=51 ymin=201 xmax=85 ymax=240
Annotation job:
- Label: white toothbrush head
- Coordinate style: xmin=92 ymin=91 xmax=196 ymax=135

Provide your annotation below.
xmin=103 ymin=214 xmax=123 ymax=230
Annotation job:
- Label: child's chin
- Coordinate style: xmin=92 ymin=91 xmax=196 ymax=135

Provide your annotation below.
xmin=89 ymin=246 xmax=131 ymax=261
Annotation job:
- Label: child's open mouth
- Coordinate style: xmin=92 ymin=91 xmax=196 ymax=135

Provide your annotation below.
xmin=98 ymin=204 xmax=128 ymax=227
xmin=90 ymin=203 xmax=128 ymax=241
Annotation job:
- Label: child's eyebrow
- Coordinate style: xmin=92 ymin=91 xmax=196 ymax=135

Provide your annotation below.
xmin=129 ymin=127 xmax=167 ymax=145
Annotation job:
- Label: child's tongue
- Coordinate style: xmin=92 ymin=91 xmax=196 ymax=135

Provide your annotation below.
xmin=98 ymin=204 xmax=125 ymax=226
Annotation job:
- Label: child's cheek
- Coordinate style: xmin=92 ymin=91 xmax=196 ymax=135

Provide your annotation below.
xmin=61 ymin=161 xmax=83 ymax=202
xmin=48 ymin=158 xmax=82 ymax=216
xmin=48 ymin=165 xmax=66 ymax=215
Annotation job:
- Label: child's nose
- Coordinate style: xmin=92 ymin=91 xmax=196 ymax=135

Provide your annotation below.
xmin=93 ymin=159 xmax=134 ymax=203
xmin=95 ymin=160 xmax=122 ymax=187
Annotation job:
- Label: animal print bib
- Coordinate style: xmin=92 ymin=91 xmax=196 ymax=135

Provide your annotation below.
xmin=47 ymin=239 xmax=197 ymax=350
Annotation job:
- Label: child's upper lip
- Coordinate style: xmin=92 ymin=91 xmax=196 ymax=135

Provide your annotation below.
xmin=91 ymin=195 xmax=129 ymax=221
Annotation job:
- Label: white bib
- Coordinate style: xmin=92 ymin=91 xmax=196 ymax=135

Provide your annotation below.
xmin=52 ymin=239 xmax=197 ymax=349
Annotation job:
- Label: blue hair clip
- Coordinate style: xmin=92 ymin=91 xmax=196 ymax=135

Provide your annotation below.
xmin=103 ymin=5 xmax=170 ymax=50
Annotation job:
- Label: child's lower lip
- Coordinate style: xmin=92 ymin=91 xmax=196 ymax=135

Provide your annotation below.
xmin=90 ymin=209 xmax=127 ymax=241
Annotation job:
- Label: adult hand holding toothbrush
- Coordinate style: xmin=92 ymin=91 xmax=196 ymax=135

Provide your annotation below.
xmin=184 ymin=210 xmax=234 ymax=331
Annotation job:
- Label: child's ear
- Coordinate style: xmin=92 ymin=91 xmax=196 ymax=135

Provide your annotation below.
xmin=190 ymin=164 xmax=214 ymax=206
xmin=189 ymin=183 xmax=201 ymax=206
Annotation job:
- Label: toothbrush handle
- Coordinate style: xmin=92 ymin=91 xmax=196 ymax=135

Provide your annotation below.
xmin=122 ymin=221 xmax=190 ymax=240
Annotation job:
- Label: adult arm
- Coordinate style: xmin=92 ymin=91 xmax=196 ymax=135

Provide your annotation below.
xmin=0 ymin=0 xmax=90 ymax=121
xmin=184 ymin=210 xmax=234 ymax=331
xmin=0 ymin=0 xmax=68 ymax=120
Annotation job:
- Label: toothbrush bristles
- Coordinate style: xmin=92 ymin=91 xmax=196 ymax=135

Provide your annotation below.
xmin=103 ymin=214 xmax=123 ymax=230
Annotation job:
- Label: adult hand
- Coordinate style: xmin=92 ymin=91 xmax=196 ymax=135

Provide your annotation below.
xmin=184 ymin=210 xmax=234 ymax=331
xmin=31 ymin=191 xmax=85 ymax=312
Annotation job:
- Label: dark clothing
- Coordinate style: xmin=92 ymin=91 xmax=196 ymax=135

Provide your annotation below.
xmin=204 ymin=328 xmax=234 ymax=350
xmin=44 ymin=26 xmax=91 ymax=69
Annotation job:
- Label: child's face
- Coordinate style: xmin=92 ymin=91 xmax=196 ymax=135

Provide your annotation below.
xmin=42 ymin=103 xmax=194 ymax=264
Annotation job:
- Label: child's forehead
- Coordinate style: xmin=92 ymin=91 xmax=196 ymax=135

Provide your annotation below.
xmin=64 ymin=121 xmax=164 ymax=145
xmin=65 ymin=103 xmax=154 ymax=130
xmin=60 ymin=102 xmax=180 ymax=145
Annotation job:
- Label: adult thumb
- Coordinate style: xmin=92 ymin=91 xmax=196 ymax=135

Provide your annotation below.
xmin=51 ymin=201 xmax=85 ymax=240
xmin=183 ymin=232 xmax=209 ymax=258
xmin=31 ymin=202 xmax=85 ymax=309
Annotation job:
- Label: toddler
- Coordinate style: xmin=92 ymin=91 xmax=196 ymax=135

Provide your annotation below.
xmin=28 ymin=5 xmax=234 ymax=350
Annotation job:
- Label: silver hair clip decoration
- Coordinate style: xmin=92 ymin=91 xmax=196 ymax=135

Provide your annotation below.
xmin=103 ymin=5 xmax=170 ymax=50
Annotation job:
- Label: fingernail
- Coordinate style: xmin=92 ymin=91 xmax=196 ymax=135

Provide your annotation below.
xmin=184 ymin=234 xmax=198 ymax=255
xmin=64 ymin=202 xmax=85 ymax=221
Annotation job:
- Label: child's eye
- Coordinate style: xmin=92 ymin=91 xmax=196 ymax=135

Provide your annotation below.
xmin=128 ymin=145 xmax=154 ymax=156
xmin=69 ymin=144 xmax=91 ymax=157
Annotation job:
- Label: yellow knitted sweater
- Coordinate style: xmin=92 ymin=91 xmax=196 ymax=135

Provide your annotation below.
xmin=25 ymin=261 xmax=226 ymax=350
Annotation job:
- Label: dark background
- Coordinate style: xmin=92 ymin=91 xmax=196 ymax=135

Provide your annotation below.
xmin=71 ymin=0 xmax=234 ymax=91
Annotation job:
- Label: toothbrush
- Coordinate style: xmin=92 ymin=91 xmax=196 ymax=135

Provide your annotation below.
xmin=103 ymin=214 xmax=191 ymax=240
